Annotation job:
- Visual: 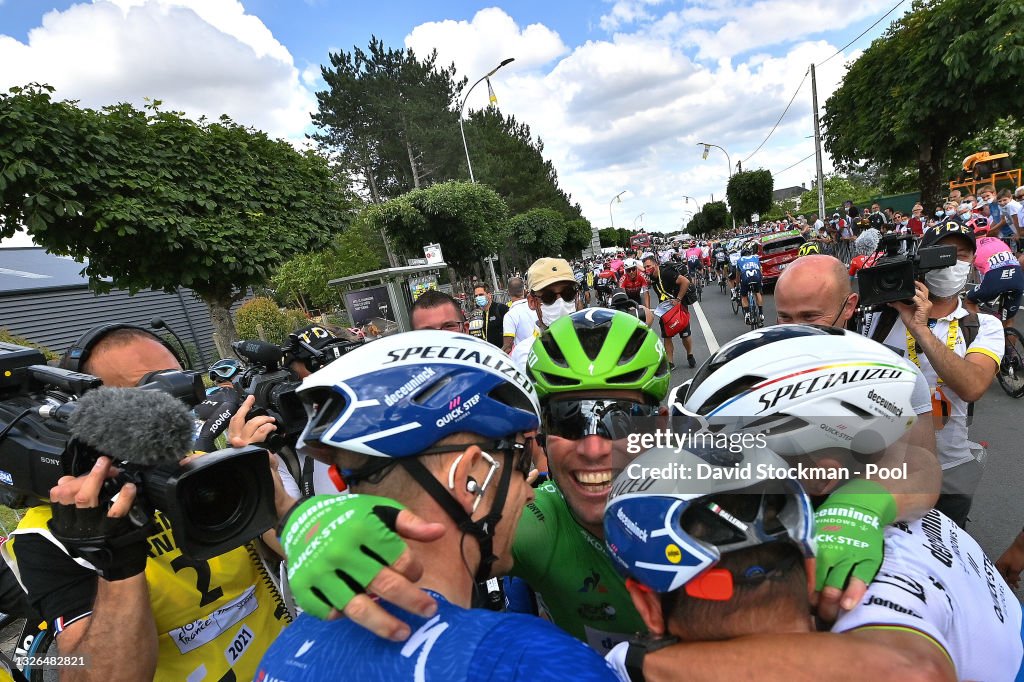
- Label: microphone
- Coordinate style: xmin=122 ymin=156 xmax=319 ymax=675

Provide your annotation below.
xmin=67 ymin=387 xmax=195 ymax=467
xmin=150 ymin=318 xmax=193 ymax=370
xmin=232 ymin=339 xmax=284 ymax=369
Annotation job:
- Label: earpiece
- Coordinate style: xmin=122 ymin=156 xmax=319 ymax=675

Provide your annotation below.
xmin=466 ymin=477 xmax=479 ymax=494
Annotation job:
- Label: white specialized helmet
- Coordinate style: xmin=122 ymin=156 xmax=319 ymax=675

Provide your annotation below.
xmin=668 ymin=325 xmax=920 ymax=456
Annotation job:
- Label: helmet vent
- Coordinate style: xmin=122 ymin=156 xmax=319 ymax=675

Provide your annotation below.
xmin=619 ymin=327 xmax=648 ymax=365
xmin=576 ymin=326 xmax=611 ymax=361
xmin=608 ymin=368 xmax=646 ymax=384
xmin=746 ymin=414 xmax=808 ymax=435
xmin=412 ymin=374 xmax=452 ymax=404
xmin=538 ymin=372 xmax=580 ymax=387
xmin=697 ymin=376 xmax=765 ymax=415
xmin=489 ymin=382 xmax=535 ymax=414
xmin=840 ymin=400 xmax=874 ymax=418
xmin=539 ymin=333 xmax=569 ymax=368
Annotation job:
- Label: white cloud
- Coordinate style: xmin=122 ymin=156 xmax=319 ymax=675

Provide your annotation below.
xmin=599 ymin=0 xmax=669 ymax=32
xmin=0 ymin=0 xmax=314 ymax=141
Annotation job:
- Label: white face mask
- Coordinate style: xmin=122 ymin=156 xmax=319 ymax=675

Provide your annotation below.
xmin=924 ymin=260 xmax=971 ymax=297
xmin=540 ymin=299 xmax=575 ymax=326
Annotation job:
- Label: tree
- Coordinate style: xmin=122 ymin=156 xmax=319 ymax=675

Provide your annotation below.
xmin=271 ymin=222 xmax=387 ymax=311
xmin=726 ymin=169 xmax=774 ymax=221
xmin=797 ymin=174 xmax=880 ymax=215
xmin=363 ymin=180 xmax=506 ymax=274
xmin=700 ymin=201 xmax=730 ymax=233
xmin=688 ymin=212 xmax=707 ymax=237
xmin=465 ymin=109 xmax=585 ymax=222
xmin=0 ymin=85 xmax=353 ymax=356
xmin=823 ymin=0 xmax=1024 ymax=211
xmin=563 ymin=219 xmax=594 ymax=256
xmin=312 ymin=37 xmax=466 ymax=202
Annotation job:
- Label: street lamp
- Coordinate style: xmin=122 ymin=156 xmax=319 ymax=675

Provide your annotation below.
xmin=681 ymin=195 xmax=702 ymax=212
xmin=697 ymin=142 xmax=737 ymax=230
xmin=633 ymin=212 xmax=645 ymax=229
xmin=608 ymin=190 xmax=626 ymax=228
xmin=459 ymin=58 xmax=515 ymax=183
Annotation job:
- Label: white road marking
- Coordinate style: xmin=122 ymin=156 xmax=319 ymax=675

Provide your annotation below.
xmin=691 ymin=301 xmax=719 ymax=354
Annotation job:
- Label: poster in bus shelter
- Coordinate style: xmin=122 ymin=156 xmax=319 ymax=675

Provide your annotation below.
xmin=344 ymin=285 xmax=392 ymax=326
xmin=409 ymin=274 xmax=439 ymax=301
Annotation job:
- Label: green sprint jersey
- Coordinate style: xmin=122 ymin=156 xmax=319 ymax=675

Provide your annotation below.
xmin=511 ymin=480 xmax=644 ymax=654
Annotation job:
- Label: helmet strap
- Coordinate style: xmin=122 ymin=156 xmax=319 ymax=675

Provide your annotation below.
xmin=398 ymin=453 xmax=514 ymax=583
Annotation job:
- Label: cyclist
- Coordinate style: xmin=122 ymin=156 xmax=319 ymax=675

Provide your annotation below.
xmin=683 ymin=241 xmax=703 ymax=285
xmin=192 ymin=358 xmax=243 ymax=452
xmin=965 ymin=231 xmax=1023 ymax=328
xmin=603 ymin=446 xmax=1022 ymax=681
xmin=257 ymin=331 xmax=619 ymax=681
xmin=608 ymin=287 xmax=654 ymax=326
xmin=619 ymin=259 xmax=650 ymax=308
xmin=735 ymin=245 xmax=764 ymax=326
xmin=711 ymin=242 xmax=729 ymax=282
xmin=797 ymin=240 xmax=821 ymax=257
xmin=644 ymin=256 xmax=696 ymax=369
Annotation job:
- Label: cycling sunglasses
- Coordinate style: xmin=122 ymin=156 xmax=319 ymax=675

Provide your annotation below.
xmin=542 ymin=399 xmax=657 ymax=441
xmin=209 ymin=359 xmax=241 ymax=379
xmin=532 ymin=284 xmax=578 ymax=305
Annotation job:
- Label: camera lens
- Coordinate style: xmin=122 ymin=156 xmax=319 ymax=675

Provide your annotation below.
xmin=877 ymin=271 xmax=904 ymax=292
xmin=184 ymin=479 xmax=244 ymax=531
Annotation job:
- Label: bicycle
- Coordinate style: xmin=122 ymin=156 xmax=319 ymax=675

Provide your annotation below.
xmin=978 ymin=291 xmax=1024 ymax=398
xmin=730 ymin=284 xmax=740 ymax=315
xmin=745 ymin=283 xmax=764 ymax=331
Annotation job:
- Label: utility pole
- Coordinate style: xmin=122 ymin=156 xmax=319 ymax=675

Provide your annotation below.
xmin=811 ymin=63 xmax=826 ymax=221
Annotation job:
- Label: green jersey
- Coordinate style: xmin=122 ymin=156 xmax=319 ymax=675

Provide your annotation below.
xmin=511 ymin=480 xmax=645 ymax=654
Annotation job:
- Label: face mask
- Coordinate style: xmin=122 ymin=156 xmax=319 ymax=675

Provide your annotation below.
xmin=475 ymin=295 xmax=488 ymax=307
xmin=924 ymin=260 xmax=971 ymax=297
xmin=540 ymin=299 xmax=575 ymax=326
xmin=935 ymin=210 xmax=944 ymax=218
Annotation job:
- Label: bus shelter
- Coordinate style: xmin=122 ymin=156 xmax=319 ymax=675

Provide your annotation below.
xmin=329 ymin=263 xmax=447 ymax=336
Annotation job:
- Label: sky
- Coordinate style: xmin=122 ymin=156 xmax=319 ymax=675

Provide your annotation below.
xmin=0 ymin=0 xmax=909 ymax=241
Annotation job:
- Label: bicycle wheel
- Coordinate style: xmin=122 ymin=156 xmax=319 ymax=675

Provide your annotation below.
xmin=998 ymin=328 xmax=1024 ymax=398
xmin=731 ymin=289 xmax=739 ymax=314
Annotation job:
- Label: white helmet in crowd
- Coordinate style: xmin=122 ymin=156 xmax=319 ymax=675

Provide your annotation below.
xmin=668 ymin=325 xmax=920 ymax=456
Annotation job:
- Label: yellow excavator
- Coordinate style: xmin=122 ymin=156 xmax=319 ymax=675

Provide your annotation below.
xmin=950 ymin=150 xmax=1020 ymax=194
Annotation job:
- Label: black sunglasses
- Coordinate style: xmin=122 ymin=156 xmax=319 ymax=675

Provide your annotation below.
xmin=533 ymin=285 xmax=578 ymax=305
xmin=542 ymin=399 xmax=657 ymax=441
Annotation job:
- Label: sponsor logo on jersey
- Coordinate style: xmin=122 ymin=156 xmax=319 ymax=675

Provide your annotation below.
xmin=577 ymin=602 xmax=616 ymax=622
xmin=816 ymin=506 xmax=881 ymax=530
xmin=756 ymin=367 xmax=906 ymax=412
xmin=577 ymin=569 xmax=608 ymax=594
xmin=170 ymin=585 xmax=259 ymax=654
xmin=920 ymin=511 xmax=953 ymax=568
xmin=873 ymin=572 xmax=927 ymax=603
xmin=863 ymin=595 xmax=922 ymax=618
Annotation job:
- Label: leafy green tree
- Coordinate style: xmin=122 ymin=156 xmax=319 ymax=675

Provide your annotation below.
xmin=797 ymin=174 xmax=881 ymax=215
xmin=363 ymin=181 xmax=506 ymax=274
xmin=272 ymin=222 xmax=387 ymax=311
xmin=823 ymin=0 xmax=1024 ymax=211
xmin=688 ymin=212 xmax=707 ymax=237
xmin=313 ymin=37 xmax=465 ymax=201
xmin=563 ymin=219 xmax=594 ymax=256
xmin=0 ymin=85 xmax=352 ymax=356
xmin=726 ymin=169 xmax=774 ymax=221
xmin=234 ymin=298 xmax=291 ymax=346
xmin=700 ymin=201 xmax=730 ymax=233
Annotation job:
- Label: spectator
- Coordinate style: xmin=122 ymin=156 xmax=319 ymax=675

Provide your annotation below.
xmin=472 ymin=282 xmax=509 ymax=349
xmin=843 ymin=199 xmax=859 ymax=221
xmin=643 ymin=255 xmax=696 ymax=369
xmin=811 ymin=212 xmax=824 ymax=234
xmin=867 ymin=223 xmax=1003 ymax=527
xmin=410 ymin=289 xmax=469 ymax=333
xmin=509 ymin=257 xmax=579 ymax=369
xmin=501 ymin=277 xmax=533 ymax=353
xmin=3 ymin=326 xmax=291 ymax=681
xmin=994 ymin=188 xmax=1022 ymax=247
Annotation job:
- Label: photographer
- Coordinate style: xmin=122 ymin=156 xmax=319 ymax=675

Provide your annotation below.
xmin=2 ymin=326 xmax=291 ymax=681
xmin=865 ymin=224 xmax=1004 ymax=527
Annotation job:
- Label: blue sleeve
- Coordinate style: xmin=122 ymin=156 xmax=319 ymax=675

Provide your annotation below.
xmin=472 ymin=614 xmax=619 ymax=681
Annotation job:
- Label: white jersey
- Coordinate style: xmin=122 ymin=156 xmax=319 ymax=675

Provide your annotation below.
xmin=503 ymin=298 xmax=538 ymax=349
xmin=834 ymin=510 xmax=1023 ymax=681
xmin=729 ymin=251 xmax=740 ymax=266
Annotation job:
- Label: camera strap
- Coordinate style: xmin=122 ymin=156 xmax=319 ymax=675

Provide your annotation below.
xmin=868 ymin=306 xmax=899 ymax=343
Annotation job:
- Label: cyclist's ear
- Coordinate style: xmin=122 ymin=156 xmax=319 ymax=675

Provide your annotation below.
xmin=624 ymin=578 xmax=667 ymax=636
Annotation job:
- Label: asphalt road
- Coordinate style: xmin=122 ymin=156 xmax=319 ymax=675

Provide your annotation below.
xmin=659 ymin=277 xmax=1024 ymax=597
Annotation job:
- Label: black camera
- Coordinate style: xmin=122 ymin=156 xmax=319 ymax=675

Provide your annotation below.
xmin=0 ymin=342 xmax=276 ymax=561
xmin=856 ymin=234 xmax=957 ymax=309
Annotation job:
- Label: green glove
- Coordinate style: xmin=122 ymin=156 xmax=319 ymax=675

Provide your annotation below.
xmin=281 ymin=494 xmax=408 ymax=620
xmin=813 ymin=479 xmax=897 ymax=592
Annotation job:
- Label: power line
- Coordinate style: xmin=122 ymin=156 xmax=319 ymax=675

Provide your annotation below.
xmin=773 ymin=153 xmax=815 ymax=177
xmin=743 ymin=67 xmax=809 ymax=164
xmin=817 ymin=0 xmax=907 ymax=67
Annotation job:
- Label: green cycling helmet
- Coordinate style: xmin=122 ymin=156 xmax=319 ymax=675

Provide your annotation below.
xmin=797 ymin=241 xmax=821 ymax=257
xmin=527 ymin=309 xmax=670 ymax=403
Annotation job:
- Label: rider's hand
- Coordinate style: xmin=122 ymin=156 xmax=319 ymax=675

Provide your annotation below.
xmin=813 ymin=480 xmax=897 ymax=622
xmin=281 ymin=494 xmax=445 ymax=640
xmin=995 ymin=530 xmax=1024 ymax=589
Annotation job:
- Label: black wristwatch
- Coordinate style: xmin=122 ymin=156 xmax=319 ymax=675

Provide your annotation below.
xmin=624 ymin=635 xmax=679 ymax=682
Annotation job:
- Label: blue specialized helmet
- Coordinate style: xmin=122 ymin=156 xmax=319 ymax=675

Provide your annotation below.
xmin=604 ymin=446 xmax=815 ymax=595
xmin=297 ymin=330 xmax=540 ymax=458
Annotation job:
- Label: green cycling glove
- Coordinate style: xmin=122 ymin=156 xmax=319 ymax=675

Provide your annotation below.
xmin=281 ymin=494 xmax=408 ymax=620
xmin=814 ymin=479 xmax=897 ymax=593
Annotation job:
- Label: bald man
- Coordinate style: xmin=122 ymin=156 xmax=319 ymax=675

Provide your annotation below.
xmin=774 ymin=254 xmax=940 ymax=620
xmin=775 ymin=254 xmax=858 ymax=326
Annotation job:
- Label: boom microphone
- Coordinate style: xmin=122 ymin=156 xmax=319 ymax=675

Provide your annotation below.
xmin=232 ymin=339 xmax=284 ymax=369
xmin=67 ymin=387 xmax=194 ymax=467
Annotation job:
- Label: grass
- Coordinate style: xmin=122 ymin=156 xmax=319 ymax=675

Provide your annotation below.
xmin=0 ymin=506 xmax=23 ymax=536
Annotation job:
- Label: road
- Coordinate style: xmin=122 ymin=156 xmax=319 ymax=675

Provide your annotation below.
xmin=661 ymin=278 xmax=1024 ymax=596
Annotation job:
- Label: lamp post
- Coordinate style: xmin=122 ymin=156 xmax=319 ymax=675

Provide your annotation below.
xmin=608 ymin=191 xmax=626 ymax=228
xmin=681 ymin=195 xmax=702 ymax=212
xmin=633 ymin=213 xmax=645 ymax=229
xmin=459 ymin=58 xmax=515 ymax=183
xmin=697 ymin=142 xmax=737 ymax=231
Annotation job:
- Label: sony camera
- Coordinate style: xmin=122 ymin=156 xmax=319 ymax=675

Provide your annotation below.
xmin=856 ymin=234 xmax=957 ymax=309
xmin=0 ymin=342 xmax=276 ymax=561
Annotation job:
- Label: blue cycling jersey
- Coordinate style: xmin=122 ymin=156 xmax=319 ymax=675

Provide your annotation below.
xmin=256 ymin=590 xmax=618 ymax=682
xmin=736 ymin=255 xmax=762 ymax=281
